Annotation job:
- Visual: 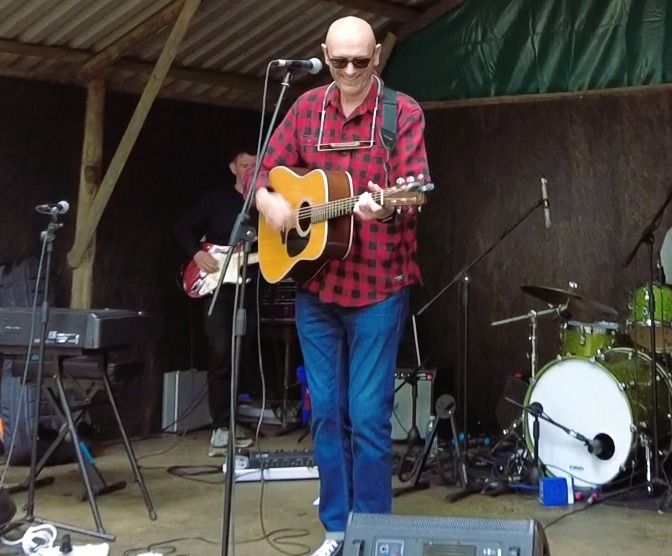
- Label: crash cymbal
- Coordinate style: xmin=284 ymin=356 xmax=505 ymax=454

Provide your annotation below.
xmin=521 ymin=285 xmax=618 ymax=317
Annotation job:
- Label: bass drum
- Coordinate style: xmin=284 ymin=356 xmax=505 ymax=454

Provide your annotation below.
xmin=524 ymin=349 xmax=672 ymax=487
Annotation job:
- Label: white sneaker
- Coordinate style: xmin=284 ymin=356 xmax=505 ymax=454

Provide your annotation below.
xmin=208 ymin=427 xmax=229 ymax=457
xmin=234 ymin=425 xmax=254 ymax=448
xmin=311 ymin=539 xmax=343 ymax=556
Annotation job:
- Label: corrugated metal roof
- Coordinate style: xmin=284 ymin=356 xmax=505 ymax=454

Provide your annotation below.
xmin=0 ymin=0 xmax=451 ymax=110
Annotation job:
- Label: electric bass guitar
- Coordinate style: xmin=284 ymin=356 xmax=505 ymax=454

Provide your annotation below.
xmin=181 ymin=243 xmax=259 ymax=298
xmin=258 ymin=166 xmax=433 ymax=284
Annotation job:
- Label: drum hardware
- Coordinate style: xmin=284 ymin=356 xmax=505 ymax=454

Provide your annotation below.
xmin=623 ymin=188 xmax=672 ymax=501
xmin=521 ymin=284 xmax=618 ymax=322
xmin=492 ymin=306 xmax=562 ymax=379
xmin=415 ymin=184 xmax=552 ymax=460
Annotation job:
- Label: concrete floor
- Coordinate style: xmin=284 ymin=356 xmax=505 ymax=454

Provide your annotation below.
xmin=1 ymin=429 xmax=671 ymax=555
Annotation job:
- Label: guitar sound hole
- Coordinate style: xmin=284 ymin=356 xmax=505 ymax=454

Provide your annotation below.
xmin=286 ymin=228 xmax=308 ymax=258
xmin=296 ymin=201 xmax=311 ymax=234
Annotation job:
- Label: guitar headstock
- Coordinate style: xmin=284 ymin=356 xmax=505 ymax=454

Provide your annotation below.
xmin=383 ymin=177 xmax=434 ymax=207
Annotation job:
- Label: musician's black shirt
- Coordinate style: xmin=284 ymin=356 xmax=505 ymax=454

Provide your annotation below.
xmin=174 ymin=187 xmax=257 ymax=259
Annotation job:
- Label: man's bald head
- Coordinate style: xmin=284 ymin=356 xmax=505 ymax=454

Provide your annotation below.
xmin=324 ymin=16 xmax=376 ymax=51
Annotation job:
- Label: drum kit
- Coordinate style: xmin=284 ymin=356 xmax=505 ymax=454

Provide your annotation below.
xmin=493 ymin=282 xmax=672 ymax=489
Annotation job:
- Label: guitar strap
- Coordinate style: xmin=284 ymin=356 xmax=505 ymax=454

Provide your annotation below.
xmin=381 ymin=86 xmax=398 ymax=152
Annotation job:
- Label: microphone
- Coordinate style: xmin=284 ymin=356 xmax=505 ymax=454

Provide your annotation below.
xmin=273 ymin=57 xmax=323 ymax=74
xmin=527 ymin=401 xmax=544 ymax=417
xmin=540 ymin=177 xmax=551 ymax=229
xmin=35 ymin=200 xmax=70 ymax=215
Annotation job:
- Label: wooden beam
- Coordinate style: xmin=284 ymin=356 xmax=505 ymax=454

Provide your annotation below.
xmin=328 ymin=0 xmax=419 ymax=21
xmin=420 ymin=82 xmax=672 ymax=110
xmin=397 ymin=0 xmax=465 ymax=41
xmin=0 ymin=39 xmax=269 ymax=94
xmin=78 ymin=0 xmax=185 ymax=83
xmin=119 ymin=60 xmax=270 ymax=93
xmin=68 ymin=0 xmax=202 ymax=268
xmin=0 ymin=38 xmax=85 ymax=62
xmin=376 ymin=32 xmax=397 ymax=73
xmin=71 ymin=79 xmax=105 ymax=309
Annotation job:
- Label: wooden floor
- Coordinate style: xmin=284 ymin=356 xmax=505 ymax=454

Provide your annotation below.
xmin=0 ymin=429 xmax=671 ymax=555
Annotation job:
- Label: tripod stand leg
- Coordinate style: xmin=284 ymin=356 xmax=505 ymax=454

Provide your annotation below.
xmin=393 ymin=416 xmax=438 ymax=498
xmin=52 ymin=371 xmax=105 ymax=533
xmin=98 ymin=367 xmax=156 ymax=520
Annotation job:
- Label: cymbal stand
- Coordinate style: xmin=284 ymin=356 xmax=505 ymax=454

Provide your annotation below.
xmin=491 ymin=306 xmax=561 ymax=381
xmin=415 ymin=186 xmax=549 ymax=454
xmin=623 ymin=187 xmax=672 ymax=503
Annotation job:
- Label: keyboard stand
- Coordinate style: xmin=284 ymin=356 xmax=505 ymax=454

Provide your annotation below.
xmin=7 ymin=350 xmax=157 ymax=534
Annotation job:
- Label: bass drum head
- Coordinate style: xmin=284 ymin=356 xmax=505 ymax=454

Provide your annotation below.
xmin=524 ymin=357 xmax=635 ymax=487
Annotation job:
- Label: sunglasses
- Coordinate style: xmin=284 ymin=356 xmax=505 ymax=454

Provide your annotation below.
xmin=327 ymin=53 xmax=374 ymax=70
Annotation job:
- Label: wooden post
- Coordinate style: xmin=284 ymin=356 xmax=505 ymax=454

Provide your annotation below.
xmin=71 ymin=79 xmax=105 ymax=309
xmin=376 ymin=32 xmax=397 ymax=73
xmin=67 ymin=0 xmax=202 ymax=268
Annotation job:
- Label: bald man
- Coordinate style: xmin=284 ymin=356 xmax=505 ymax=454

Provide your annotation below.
xmin=249 ymin=17 xmax=431 ymax=556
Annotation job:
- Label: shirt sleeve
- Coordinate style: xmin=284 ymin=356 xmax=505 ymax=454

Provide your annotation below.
xmin=387 ymin=99 xmax=431 ymax=219
xmin=390 ymin=101 xmax=430 ymax=184
xmin=174 ymin=193 xmax=212 ymax=259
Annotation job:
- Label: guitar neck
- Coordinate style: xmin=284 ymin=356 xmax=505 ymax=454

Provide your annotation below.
xmin=301 ymin=191 xmax=387 ymax=224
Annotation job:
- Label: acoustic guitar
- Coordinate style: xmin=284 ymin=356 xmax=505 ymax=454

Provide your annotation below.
xmin=258 ymin=166 xmax=433 ymax=284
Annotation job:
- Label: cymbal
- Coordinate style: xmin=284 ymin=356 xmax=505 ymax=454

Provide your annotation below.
xmin=521 ymin=285 xmax=619 ymax=318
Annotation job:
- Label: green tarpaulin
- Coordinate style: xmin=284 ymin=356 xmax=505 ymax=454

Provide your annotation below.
xmin=383 ymin=0 xmax=672 ymax=101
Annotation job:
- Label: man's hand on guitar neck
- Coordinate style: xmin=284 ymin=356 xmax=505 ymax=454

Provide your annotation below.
xmin=256 ymin=188 xmax=293 ymax=231
xmin=194 ymin=250 xmax=219 ymax=274
xmin=354 ymin=181 xmax=396 ymax=222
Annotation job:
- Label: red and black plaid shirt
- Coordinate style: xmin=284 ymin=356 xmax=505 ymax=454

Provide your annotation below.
xmin=254 ymin=79 xmax=430 ymax=307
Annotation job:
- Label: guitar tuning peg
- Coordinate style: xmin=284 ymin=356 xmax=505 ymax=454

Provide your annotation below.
xmin=396 ymin=177 xmax=405 ymax=185
xmin=417 ymin=173 xmax=424 ymax=182
xmin=418 ymin=206 xmax=422 ymax=213
xmin=396 ymin=207 xmax=402 ymax=214
xmin=406 ymin=175 xmax=415 ymax=184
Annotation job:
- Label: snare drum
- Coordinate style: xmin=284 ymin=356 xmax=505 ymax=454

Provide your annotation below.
xmin=524 ymin=348 xmax=672 ymax=486
xmin=560 ymin=321 xmax=619 ymax=358
xmin=629 ymin=283 xmax=672 ymax=352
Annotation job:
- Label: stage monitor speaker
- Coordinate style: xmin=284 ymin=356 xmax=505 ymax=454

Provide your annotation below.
xmin=343 ymin=513 xmax=550 ymax=556
xmin=391 ymin=368 xmax=435 ymax=441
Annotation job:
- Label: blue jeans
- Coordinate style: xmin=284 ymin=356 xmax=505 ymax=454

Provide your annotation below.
xmin=295 ymin=289 xmax=409 ymax=532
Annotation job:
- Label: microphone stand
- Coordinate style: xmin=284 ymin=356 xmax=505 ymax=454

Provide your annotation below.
xmin=210 ymin=69 xmax=295 ymax=556
xmin=19 ymin=210 xmax=113 ymax=540
xmin=504 ymin=397 xmax=608 ymax=474
xmin=395 ymin=395 xmax=465 ymax=497
xmin=622 ymin=188 xmax=672 ymax=501
xmin=415 ymin=191 xmax=548 ymax=457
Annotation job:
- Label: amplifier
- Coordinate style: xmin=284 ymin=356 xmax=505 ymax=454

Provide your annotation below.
xmin=161 ymin=370 xmax=211 ymax=433
xmin=343 ymin=513 xmax=550 ymax=556
xmin=391 ymin=368 xmax=435 ymax=441
xmin=260 ymin=278 xmax=296 ymax=322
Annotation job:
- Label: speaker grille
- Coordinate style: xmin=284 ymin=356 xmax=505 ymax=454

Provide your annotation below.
xmin=349 ymin=512 xmax=532 ymax=533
